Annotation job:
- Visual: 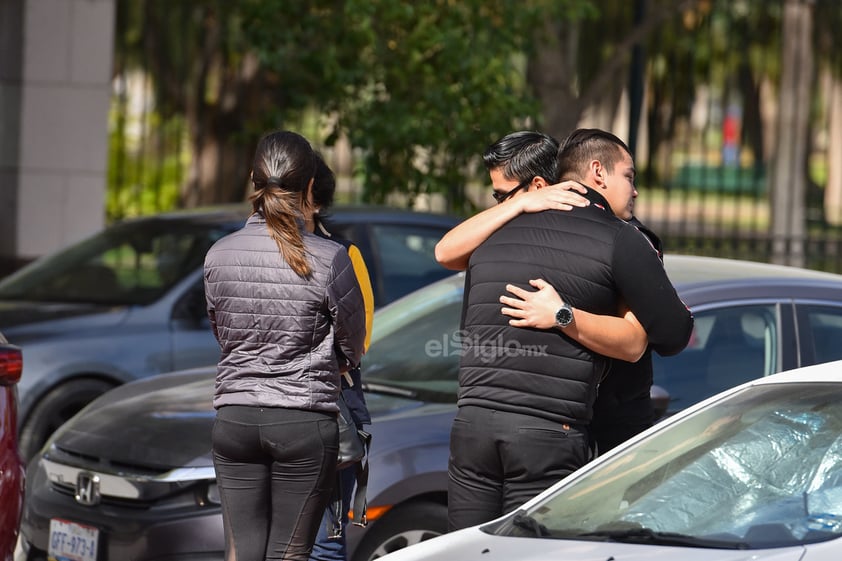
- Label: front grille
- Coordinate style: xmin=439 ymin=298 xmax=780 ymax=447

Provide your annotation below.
xmin=40 ymin=447 xmax=217 ymax=506
xmin=52 ymin=444 xmax=172 ymax=477
xmin=51 ymin=481 xmax=155 ymax=509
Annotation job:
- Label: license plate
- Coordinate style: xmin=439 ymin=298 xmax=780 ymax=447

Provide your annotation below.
xmin=48 ymin=518 xmax=99 ymax=561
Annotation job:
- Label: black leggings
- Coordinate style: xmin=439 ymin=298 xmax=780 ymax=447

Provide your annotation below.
xmin=212 ymin=405 xmax=338 ymax=561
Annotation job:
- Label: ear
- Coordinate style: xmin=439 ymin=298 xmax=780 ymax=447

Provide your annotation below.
xmin=532 ymin=176 xmax=549 ymax=190
xmin=589 ymin=160 xmax=607 ymax=188
xmin=302 ymin=177 xmax=316 ymax=214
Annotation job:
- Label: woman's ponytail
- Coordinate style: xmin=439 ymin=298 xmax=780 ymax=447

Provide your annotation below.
xmin=249 ymin=131 xmax=317 ymax=278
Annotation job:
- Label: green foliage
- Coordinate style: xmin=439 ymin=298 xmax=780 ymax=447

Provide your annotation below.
xmin=107 ymin=101 xmax=186 ymax=221
xmin=243 ymin=0 xmax=590 ymax=214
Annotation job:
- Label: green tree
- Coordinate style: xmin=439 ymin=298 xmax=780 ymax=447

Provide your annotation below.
xmin=245 ymin=0 xmax=589 ymax=214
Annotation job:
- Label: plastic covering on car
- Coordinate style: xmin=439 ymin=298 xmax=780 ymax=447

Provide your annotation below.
xmin=624 ymin=408 xmax=842 ymax=543
xmin=509 ymin=382 xmax=842 ymax=549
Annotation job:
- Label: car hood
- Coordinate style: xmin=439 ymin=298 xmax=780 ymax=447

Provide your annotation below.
xmin=49 ymin=370 xmax=217 ymax=471
xmin=0 ymin=300 xmax=122 ymax=336
xmin=47 ymin=369 xmax=446 ymax=473
xmin=378 ymin=525 xmax=808 ymax=561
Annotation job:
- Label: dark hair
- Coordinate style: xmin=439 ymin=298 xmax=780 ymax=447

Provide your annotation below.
xmin=249 ymin=130 xmax=317 ymax=277
xmin=483 ymin=131 xmax=560 ymax=184
xmin=557 ymin=128 xmax=631 ymax=181
xmin=311 ymin=151 xmax=336 ymax=212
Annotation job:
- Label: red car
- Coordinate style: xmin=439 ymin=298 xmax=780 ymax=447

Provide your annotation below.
xmin=0 ymin=332 xmax=23 ymax=561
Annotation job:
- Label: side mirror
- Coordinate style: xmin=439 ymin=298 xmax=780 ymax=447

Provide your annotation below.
xmin=650 ymin=384 xmax=671 ymax=422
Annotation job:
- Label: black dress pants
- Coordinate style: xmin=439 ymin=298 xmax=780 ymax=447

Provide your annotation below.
xmin=447 ymin=405 xmax=589 ymax=531
xmin=212 ymin=405 xmax=338 ymax=561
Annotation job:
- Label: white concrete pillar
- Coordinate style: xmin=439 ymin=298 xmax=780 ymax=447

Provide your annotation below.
xmin=0 ymin=0 xmax=114 ymax=275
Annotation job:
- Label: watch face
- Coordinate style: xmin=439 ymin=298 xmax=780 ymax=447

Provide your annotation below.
xmin=556 ymin=305 xmax=574 ymax=327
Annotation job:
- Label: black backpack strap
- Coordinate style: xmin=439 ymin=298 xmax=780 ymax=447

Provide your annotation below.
xmin=328 ymin=471 xmax=344 ymax=539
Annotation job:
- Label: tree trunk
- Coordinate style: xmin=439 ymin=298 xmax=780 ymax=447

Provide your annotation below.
xmin=738 ymin=58 xmax=764 ymax=173
xmin=528 ymin=19 xmax=582 ymax=140
xmin=826 ymin=71 xmax=842 ymax=226
xmin=181 ymin=51 xmax=263 ymax=207
xmin=770 ymin=0 xmax=813 ymax=267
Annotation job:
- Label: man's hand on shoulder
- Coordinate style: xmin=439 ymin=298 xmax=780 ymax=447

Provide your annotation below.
xmin=517 ymin=181 xmax=589 ymax=214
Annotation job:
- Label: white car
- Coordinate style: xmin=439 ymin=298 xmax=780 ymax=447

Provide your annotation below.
xmin=380 ymin=360 xmax=842 ymax=561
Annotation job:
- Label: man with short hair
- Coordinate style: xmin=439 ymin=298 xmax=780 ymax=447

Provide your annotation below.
xmin=444 ymin=129 xmax=692 ymax=531
xmin=501 ymin=129 xmax=676 ymax=454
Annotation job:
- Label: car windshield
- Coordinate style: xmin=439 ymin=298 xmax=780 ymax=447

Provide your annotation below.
xmin=363 ymin=273 xmax=463 ymax=402
xmin=0 ymin=219 xmax=230 ymax=306
xmin=489 ymin=382 xmax=842 ymax=549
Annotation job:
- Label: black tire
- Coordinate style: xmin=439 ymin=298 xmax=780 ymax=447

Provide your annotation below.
xmin=19 ymin=378 xmax=116 ymax=462
xmin=352 ymin=501 xmax=447 ymax=561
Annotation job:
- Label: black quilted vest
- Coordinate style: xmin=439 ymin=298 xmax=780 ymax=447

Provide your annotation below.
xmin=457 ymin=189 xmax=637 ymax=424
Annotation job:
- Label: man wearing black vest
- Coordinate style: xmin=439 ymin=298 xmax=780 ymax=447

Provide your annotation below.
xmin=499 ymin=130 xmax=676 ymax=454
xmin=443 ymin=129 xmax=693 ymax=531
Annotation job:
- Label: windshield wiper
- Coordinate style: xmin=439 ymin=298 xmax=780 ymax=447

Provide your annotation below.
xmin=361 ymin=382 xmax=419 ymax=399
xmin=511 ymin=513 xmax=551 ymax=537
xmin=579 ymin=527 xmax=749 ymax=549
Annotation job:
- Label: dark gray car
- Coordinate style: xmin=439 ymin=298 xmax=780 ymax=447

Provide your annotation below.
xmin=18 ymin=255 xmax=842 ymax=561
xmin=0 ymin=205 xmax=458 ymax=461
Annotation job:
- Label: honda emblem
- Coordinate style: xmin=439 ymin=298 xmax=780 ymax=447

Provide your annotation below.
xmin=75 ymin=472 xmax=101 ymax=506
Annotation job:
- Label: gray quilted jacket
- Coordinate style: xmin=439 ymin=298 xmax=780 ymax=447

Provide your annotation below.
xmin=203 ymin=213 xmax=366 ymax=412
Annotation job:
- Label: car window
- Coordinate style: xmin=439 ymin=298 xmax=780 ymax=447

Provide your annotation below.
xmin=369 ymin=224 xmax=449 ymax=305
xmin=363 ymin=275 xmax=463 ymax=401
xmin=0 ymin=221 xmax=228 ymax=306
xmin=652 ymin=304 xmax=778 ymax=414
xmin=803 ymin=305 xmax=842 ymax=364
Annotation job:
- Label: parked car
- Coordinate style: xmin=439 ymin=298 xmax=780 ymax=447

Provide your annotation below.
xmin=0 ymin=204 xmax=458 ymax=460
xmin=379 ymin=359 xmax=842 ymax=560
xmin=0 ymin=331 xmax=23 ymax=561
xmin=18 ymin=255 xmax=842 ymax=561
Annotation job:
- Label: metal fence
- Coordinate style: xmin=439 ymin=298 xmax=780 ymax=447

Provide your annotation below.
xmin=108 ymin=0 xmax=842 ymax=273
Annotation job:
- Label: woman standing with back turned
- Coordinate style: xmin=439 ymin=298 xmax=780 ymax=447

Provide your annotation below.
xmin=203 ymin=130 xmax=366 ymax=561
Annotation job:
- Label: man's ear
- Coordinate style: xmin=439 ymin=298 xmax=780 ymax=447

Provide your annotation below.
xmin=589 ymin=160 xmax=607 ymax=188
xmin=533 ymin=176 xmax=549 ymax=189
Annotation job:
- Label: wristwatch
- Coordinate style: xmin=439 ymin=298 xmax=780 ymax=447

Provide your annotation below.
xmin=554 ymin=302 xmax=575 ymax=328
